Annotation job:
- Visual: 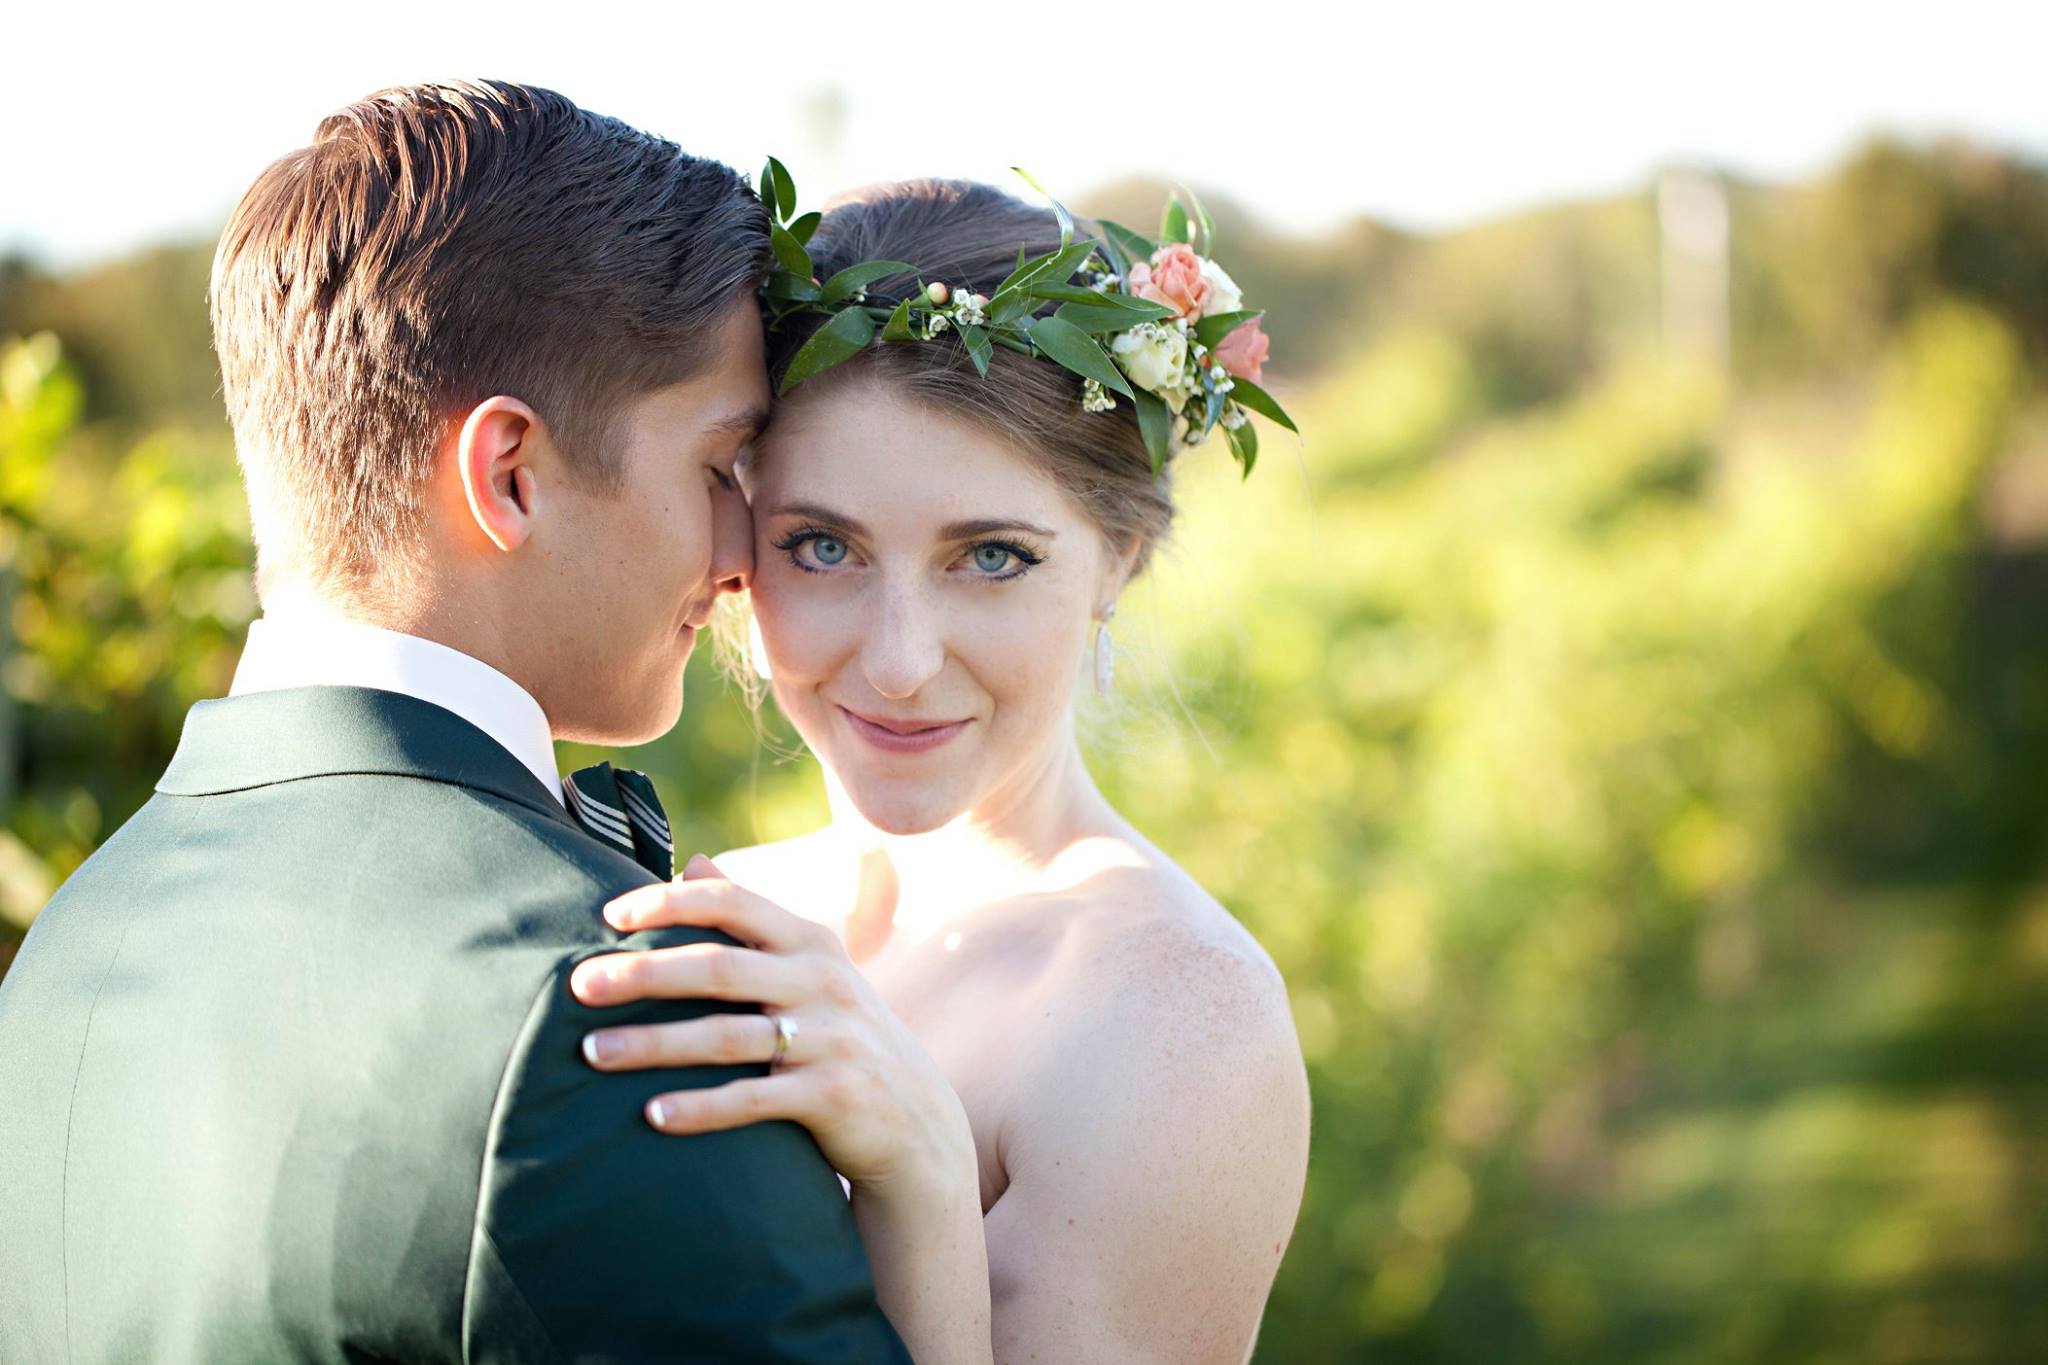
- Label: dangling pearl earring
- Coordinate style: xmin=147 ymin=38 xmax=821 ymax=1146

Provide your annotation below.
xmin=1093 ymin=602 xmax=1117 ymax=695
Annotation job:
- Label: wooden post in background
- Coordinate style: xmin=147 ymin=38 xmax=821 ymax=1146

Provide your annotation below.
xmin=1658 ymin=167 xmax=1731 ymax=370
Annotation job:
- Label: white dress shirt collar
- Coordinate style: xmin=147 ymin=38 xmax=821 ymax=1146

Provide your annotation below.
xmin=229 ymin=615 xmax=563 ymax=806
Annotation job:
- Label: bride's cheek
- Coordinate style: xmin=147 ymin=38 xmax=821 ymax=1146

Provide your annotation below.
xmin=1000 ymin=600 xmax=1085 ymax=704
xmin=752 ymin=587 xmax=835 ymax=682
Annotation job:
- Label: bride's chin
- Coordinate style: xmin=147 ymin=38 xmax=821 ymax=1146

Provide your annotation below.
xmin=838 ymin=780 xmax=962 ymax=838
xmin=855 ymin=804 xmax=956 ymax=839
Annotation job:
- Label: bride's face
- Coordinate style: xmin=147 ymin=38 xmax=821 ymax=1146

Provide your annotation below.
xmin=746 ymin=377 xmax=1119 ymax=835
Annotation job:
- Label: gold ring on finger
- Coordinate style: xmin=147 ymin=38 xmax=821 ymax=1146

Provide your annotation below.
xmin=770 ymin=1013 xmax=799 ymax=1068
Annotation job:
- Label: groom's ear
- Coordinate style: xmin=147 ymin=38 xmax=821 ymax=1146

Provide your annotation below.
xmin=456 ymin=396 xmax=544 ymax=553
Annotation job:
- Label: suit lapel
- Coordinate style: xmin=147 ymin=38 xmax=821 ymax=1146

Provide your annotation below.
xmin=157 ymin=686 xmax=578 ymax=832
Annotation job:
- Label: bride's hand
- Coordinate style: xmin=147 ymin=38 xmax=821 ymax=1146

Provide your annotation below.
xmin=569 ymin=855 xmax=976 ymax=1201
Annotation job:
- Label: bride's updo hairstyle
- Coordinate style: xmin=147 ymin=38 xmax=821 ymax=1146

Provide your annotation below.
xmin=764 ymin=180 xmax=1176 ymax=576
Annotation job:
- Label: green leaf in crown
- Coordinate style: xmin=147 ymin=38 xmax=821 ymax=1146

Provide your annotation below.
xmin=820 ymin=261 xmax=917 ymax=307
xmin=1027 ymin=316 xmax=1134 ymax=401
xmin=1161 ymin=196 xmax=1192 ymax=247
xmin=1096 ymin=219 xmax=1157 ymax=280
xmin=778 ymin=307 xmax=876 ymax=396
xmin=755 ymin=160 xmax=1297 ymax=478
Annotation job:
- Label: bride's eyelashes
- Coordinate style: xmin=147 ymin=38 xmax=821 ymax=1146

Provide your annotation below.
xmin=773 ymin=525 xmax=853 ymax=574
xmin=953 ymin=539 xmax=1043 ymax=581
xmin=769 ymin=525 xmax=1046 ymax=581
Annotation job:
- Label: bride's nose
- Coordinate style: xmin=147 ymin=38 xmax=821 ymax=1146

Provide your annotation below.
xmin=858 ymin=582 xmax=946 ymax=701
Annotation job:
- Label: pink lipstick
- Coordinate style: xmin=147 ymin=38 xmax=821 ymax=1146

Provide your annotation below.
xmin=838 ymin=706 xmax=970 ymax=754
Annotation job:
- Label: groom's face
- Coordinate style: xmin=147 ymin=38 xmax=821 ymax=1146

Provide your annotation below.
xmin=541 ymin=301 xmax=768 ymax=744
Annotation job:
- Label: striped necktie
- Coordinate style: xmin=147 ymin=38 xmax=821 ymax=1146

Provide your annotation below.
xmin=562 ymin=762 xmax=674 ymax=880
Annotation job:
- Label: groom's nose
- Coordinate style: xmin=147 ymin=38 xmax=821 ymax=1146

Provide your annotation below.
xmin=708 ymin=481 xmax=755 ymax=595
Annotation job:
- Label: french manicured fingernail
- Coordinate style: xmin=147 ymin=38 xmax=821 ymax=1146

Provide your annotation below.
xmin=572 ymin=963 xmax=615 ymax=999
xmin=607 ymin=887 xmax=656 ymax=927
xmin=582 ymin=1032 xmax=622 ymax=1065
xmin=647 ymin=1096 xmax=674 ymax=1127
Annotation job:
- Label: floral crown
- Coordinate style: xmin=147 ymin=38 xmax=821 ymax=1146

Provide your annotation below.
xmin=755 ymin=158 xmax=1296 ymax=478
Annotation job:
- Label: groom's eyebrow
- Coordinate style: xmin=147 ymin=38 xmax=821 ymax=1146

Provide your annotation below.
xmin=704 ymin=406 xmax=769 ymax=443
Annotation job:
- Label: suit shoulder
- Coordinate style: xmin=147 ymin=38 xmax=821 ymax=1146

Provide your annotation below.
xmin=270 ymin=771 xmax=662 ymax=944
xmin=468 ymin=923 xmax=910 ymax=1361
xmin=22 ymin=774 xmax=664 ymax=1004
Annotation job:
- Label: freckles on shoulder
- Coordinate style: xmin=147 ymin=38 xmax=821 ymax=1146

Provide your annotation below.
xmin=1003 ymin=913 xmax=1313 ymax=1312
xmin=1114 ymin=927 xmax=1313 ymax=1214
xmin=1090 ymin=886 xmax=1292 ymax=1012
xmin=1057 ymin=907 xmax=1306 ymax=1108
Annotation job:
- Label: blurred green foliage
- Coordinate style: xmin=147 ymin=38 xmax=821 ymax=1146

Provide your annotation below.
xmin=0 ymin=334 xmax=250 ymax=927
xmin=5 ymin=138 xmax=2048 ymax=1360
xmin=1129 ymin=307 xmax=2047 ymax=1361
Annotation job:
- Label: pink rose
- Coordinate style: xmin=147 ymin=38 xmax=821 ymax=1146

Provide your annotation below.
xmin=1212 ymin=317 xmax=1269 ymax=382
xmin=1129 ymin=243 xmax=1214 ymax=322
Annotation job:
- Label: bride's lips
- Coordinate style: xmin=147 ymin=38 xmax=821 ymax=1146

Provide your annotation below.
xmin=837 ymin=705 xmax=970 ymax=754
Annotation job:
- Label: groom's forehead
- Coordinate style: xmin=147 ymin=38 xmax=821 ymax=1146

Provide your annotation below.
xmin=618 ymin=377 xmax=766 ymax=450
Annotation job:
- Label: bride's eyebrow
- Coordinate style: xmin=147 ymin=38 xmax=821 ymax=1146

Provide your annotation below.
xmin=939 ymin=517 xmax=1057 ymax=540
xmin=767 ymin=502 xmax=866 ymax=533
xmin=763 ymin=505 xmax=1057 ymax=541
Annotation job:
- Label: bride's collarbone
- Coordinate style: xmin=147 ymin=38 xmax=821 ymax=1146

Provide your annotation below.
xmin=719 ymin=836 xmax=1251 ymax=1009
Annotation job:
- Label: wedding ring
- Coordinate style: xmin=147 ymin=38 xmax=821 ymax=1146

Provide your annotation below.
xmin=770 ymin=1013 xmax=798 ymax=1067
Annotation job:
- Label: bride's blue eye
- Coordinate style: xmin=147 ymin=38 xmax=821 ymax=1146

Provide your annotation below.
xmin=807 ymin=537 xmax=848 ymax=566
xmin=771 ymin=527 xmax=855 ymax=573
xmin=961 ymin=539 xmax=1042 ymax=580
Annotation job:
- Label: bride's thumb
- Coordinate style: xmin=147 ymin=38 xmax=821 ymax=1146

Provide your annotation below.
xmin=680 ymin=853 xmax=722 ymax=881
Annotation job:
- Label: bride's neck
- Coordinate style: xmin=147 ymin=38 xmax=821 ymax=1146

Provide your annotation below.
xmin=821 ymin=729 xmax=1136 ymax=939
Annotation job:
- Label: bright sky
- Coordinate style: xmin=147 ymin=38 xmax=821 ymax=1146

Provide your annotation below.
xmin=7 ymin=1 xmax=2045 ymax=267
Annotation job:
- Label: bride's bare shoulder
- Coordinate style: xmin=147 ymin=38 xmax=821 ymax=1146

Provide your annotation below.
xmin=1063 ymin=845 xmax=1286 ymax=1001
xmin=707 ymin=831 xmax=839 ymax=920
xmin=992 ymin=846 xmax=1310 ymax=1331
xmin=1023 ymin=848 xmax=1298 ymax=1099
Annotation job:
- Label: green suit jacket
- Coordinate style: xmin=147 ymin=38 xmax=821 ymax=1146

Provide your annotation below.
xmin=0 ymin=686 xmax=912 ymax=1364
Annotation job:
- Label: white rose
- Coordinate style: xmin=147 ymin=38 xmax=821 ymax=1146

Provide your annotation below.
xmin=1198 ymin=258 xmax=1243 ymax=317
xmin=1109 ymin=324 xmax=1188 ymax=397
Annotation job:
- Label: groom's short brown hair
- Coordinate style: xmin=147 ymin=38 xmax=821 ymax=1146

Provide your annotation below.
xmin=211 ymin=80 xmax=771 ymax=595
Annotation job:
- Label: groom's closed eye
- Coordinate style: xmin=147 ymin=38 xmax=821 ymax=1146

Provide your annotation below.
xmin=701 ymin=415 xmax=766 ymax=494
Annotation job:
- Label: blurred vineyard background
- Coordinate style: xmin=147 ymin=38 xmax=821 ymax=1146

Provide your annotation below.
xmin=4 ymin=139 xmax=2047 ymax=1361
